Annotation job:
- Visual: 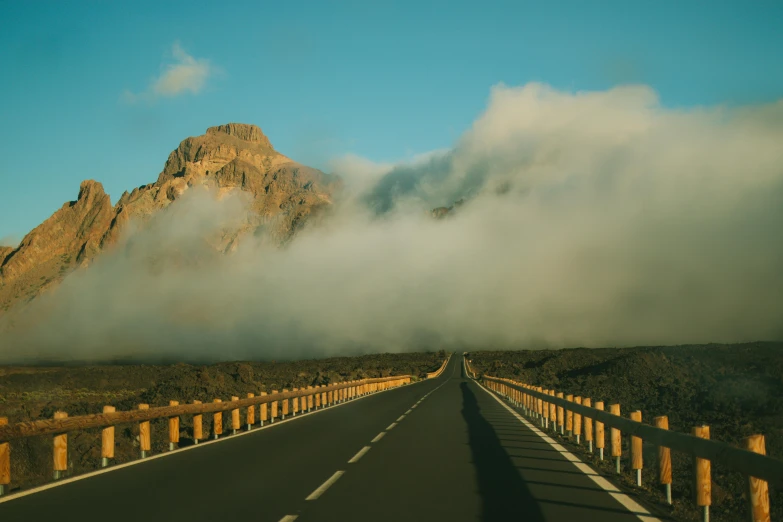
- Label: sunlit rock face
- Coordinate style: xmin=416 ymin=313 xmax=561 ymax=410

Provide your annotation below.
xmin=0 ymin=123 xmax=338 ymax=313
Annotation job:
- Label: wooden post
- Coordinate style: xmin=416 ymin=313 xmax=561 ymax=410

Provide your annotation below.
xmin=610 ymin=404 xmax=621 ymax=473
xmin=538 ymin=387 xmax=544 ymax=421
xmin=315 ymin=386 xmax=322 ymax=409
xmin=327 ymin=389 xmax=333 ymax=406
xmin=321 ymin=388 xmax=327 ymax=408
xmin=260 ymin=392 xmax=267 ymax=426
xmin=0 ymin=417 xmax=9 ymax=496
xmin=231 ymin=397 xmax=240 ymax=434
xmin=168 ymin=401 xmax=179 ymax=451
xmin=549 ymin=391 xmax=556 ymax=432
xmin=271 ymin=391 xmax=278 ymax=423
xmin=292 ymin=388 xmax=299 ymax=416
xmin=556 ymin=392 xmax=565 ymax=434
xmin=693 ymin=425 xmax=711 ymax=522
xmin=521 ymin=387 xmax=527 ymax=414
xmin=574 ymin=397 xmax=583 ymax=444
xmin=193 ymin=400 xmax=203 ymax=444
xmin=101 ymin=406 xmax=115 ymax=467
xmin=247 ymin=393 xmax=255 ymax=431
xmin=138 ymin=404 xmax=150 ymax=458
xmin=744 ymin=434 xmax=770 ymax=522
xmin=282 ymin=389 xmax=289 ymax=419
xmin=300 ymin=394 xmax=307 ymax=415
xmin=582 ymin=398 xmax=593 ymax=452
xmin=542 ymin=389 xmax=550 ymax=428
xmin=566 ymin=394 xmax=574 ymax=437
xmin=213 ymin=399 xmax=223 ymax=439
xmin=307 ymin=386 xmax=314 ymax=412
xmin=595 ymin=401 xmax=605 ymax=460
xmin=53 ymin=412 xmax=69 ymax=479
xmin=630 ymin=410 xmax=643 ymax=486
xmin=654 ymin=416 xmax=672 ymax=504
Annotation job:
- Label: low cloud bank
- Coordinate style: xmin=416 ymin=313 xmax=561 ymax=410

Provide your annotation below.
xmin=3 ymin=83 xmax=782 ymax=362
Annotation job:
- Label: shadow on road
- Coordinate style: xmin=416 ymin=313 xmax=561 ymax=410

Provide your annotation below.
xmin=461 ymin=382 xmax=546 ymax=522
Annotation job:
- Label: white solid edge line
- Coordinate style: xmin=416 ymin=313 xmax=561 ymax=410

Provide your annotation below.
xmin=348 ymin=446 xmax=371 ymax=463
xmin=0 ymin=375 xmax=429 ymax=505
xmin=371 ymin=432 xmax=386 ymax=443
xmin=474 ymin=378 xmax=661 ymax=522
xmin=279 ymin=516 xmax=298 ymax=522
xmin=386 ymin=422 xmax=397 ymax=430
xmin=306 ymin=470 xmax=345 ymax=500
xmin=0 ymin=356 xmax=455 ymax=505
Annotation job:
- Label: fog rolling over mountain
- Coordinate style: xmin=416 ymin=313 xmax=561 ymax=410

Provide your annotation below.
xmin=1 ymin=83 xmax=782 ymax=362
xmin=0 ymin=123 xmax=336 ymax=314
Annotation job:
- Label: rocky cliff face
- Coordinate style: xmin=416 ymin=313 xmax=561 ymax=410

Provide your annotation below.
xmin=0 ymin=123 xmax=337 ymax=313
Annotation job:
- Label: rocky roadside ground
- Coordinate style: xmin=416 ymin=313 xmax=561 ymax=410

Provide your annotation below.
xmin=469 ymin=342 xmax=783 ymax=522
xmin=0 ymin=351 xmax=446 ymax=493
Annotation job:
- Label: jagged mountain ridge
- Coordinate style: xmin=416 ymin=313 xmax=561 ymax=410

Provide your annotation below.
xmin=0 ymin=123 xmax=338 ymax=313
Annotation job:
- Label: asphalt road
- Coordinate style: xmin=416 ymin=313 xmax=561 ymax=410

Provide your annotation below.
xmin=0 ymin=356 xmax=659 ymax=522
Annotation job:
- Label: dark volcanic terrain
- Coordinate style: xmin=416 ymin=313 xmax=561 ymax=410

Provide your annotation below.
xmin=469 ymin=342 xmax=783 ymax=522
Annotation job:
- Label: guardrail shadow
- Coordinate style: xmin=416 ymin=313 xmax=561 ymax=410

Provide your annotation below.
xmin=461 ymin=382 xmax=546 ymax=522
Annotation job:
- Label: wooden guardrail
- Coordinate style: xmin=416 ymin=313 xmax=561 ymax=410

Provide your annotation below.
xmin=481 ymin=375 xmax=779 ymax=522
xmin=0 ymin=373 xmax=413 ymax=496
xmin=426 ymin=354 xmax=451 ymax=379
xmin=464 ymin=356 xmax=476 ymax=379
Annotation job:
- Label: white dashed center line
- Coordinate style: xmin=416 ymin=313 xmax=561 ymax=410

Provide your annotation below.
xmin=279 ymin=516 xmax=298 ymax=522
xmin=386 ymin=422 xmax=397 ymax=430
xmin=397 ymin=415 xmax=406 ymax=422
xmin=348 ymin=446 xmax=371 ymax=463
xmin=371 ymin=432 xmax=386 ymax=443
xmin=306 ymin=471 xmax=345 ymax=500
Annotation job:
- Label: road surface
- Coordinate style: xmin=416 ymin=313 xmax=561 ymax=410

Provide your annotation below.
xmin=0 ymin=356 xmax=659 ymax=521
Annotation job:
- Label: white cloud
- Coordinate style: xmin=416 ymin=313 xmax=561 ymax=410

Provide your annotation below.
xmin=123 ymin=42 xmax=212 ymax=103
xmin=4 ymin=82 xmax=783 ymax=362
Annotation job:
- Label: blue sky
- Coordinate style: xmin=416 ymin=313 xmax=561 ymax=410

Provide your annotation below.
xmin=1 ymin=1 xmax=781 ymax=243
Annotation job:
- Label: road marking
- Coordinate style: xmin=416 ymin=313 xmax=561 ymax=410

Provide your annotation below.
xmin=396 ymin=415 xmax=406 ymax=421
xmin=348 ymin=446 xmax=371 ymax=463
xmin=279 ymin=516 xmax=298 ymax=522
xmin=405 ymin=409 xmax=412 ymax=414
xmin=306 ymin=470 xmax=345 ymax=500
xmin=386 ymin=422 xmax=397 ymax=430
xmin=0 ymin=358 xmax=454 ymax=506
xmin=475 ymin=377 xmax=661 ymax=522
xmin=410 ymin=404 xmax=417 ymax=409
xmin=0 ymin=370 xmax=433 ymax=506
xmin=371 ymin=432 xmax=386 ymax=443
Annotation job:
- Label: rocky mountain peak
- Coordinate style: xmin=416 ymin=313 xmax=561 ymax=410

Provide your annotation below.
xmin=76 ymin=180 xmax=108 ymax=206
xmin=206 ymin=123 xmax=271 ymax=146
xmin=0 ymin=123 xmax=337 ymax=314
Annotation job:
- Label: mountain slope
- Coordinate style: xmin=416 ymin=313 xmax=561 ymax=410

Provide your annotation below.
xmin=0 ymin=123 xmax=337 ymax=313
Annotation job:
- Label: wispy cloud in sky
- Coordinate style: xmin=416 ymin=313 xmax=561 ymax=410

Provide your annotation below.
xmin=123 ymin=42 xmax=212 ymax=103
